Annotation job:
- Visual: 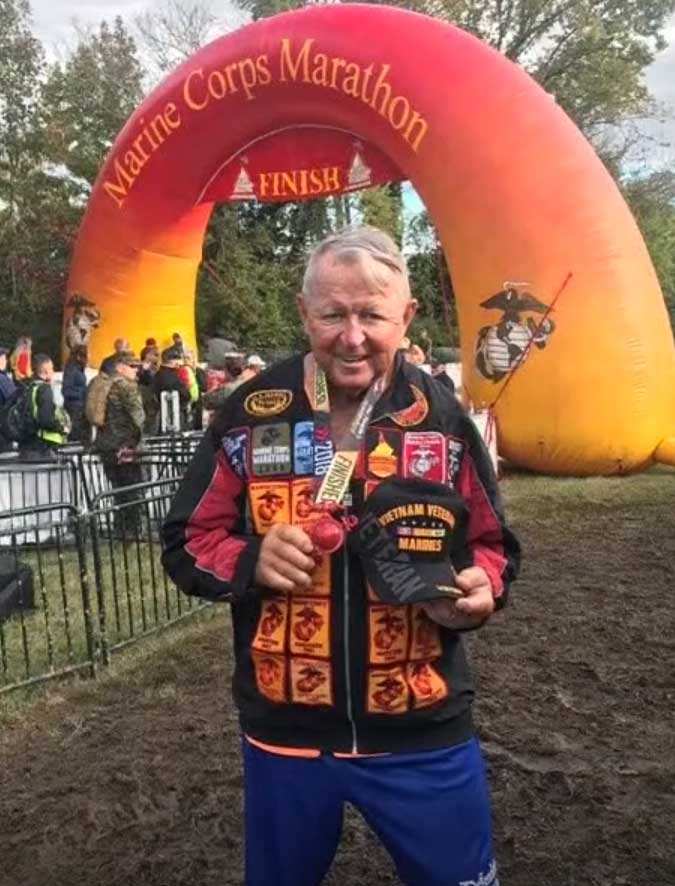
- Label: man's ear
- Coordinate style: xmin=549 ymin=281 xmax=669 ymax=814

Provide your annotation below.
xmin=403 ymin=298 xmax=419 ymax=329
xmin=296 ymin=293 xmax=310 ymax=334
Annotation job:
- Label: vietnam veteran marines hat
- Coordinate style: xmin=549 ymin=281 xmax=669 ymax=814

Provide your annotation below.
xmin=354 ymin=476 xmax=472 ymax=606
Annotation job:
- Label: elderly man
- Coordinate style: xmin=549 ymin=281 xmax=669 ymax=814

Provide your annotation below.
xmin=162 ymin=226 xmax=520 ymax=886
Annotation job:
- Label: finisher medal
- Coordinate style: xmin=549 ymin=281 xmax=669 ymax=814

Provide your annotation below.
xmin=310 ymin=514 xmax=346 ymax=554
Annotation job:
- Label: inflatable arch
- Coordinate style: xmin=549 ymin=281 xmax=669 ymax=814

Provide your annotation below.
xmin=66 ymin=4 xmax=675 ymax=475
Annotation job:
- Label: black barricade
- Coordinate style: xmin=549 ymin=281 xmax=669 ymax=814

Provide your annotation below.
xmin=0 ymin=436 xmax=207 ymax=694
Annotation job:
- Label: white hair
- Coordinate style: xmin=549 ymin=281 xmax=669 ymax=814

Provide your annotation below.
xmin=301 ymin=225 xmax=410 ymax=302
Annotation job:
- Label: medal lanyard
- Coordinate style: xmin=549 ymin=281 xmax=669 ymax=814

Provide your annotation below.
xmin=304 ymin=353 xmax=385 ymax=506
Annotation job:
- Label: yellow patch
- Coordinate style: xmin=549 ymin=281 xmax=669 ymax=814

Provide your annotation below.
xmin=290 ymin=657 xmax=333 ymax=706
xmin=244 ymin=389 xmax=293 ymax=417
xmin=252 ymin=652 xmax=287 ymax=703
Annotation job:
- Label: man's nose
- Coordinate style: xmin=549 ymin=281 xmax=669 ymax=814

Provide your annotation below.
xmin=340 ymin=315 xmax=366 ymax=348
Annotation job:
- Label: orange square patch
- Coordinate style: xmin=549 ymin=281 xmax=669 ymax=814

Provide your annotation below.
xmin=307 ymin=554 xmax=331 ymax=596
xmin=252 ymin=651 xmax=287 ymax=703
xmin=290 ymin=657 xmax=333 ymax=706
xmin=289 ymin=597 xmax=330 ymax=658
xmin=409 ymin=605 xmax=443 ymax=661
xmin=367 ymin=666 xmax=409 ymax=715
xmin=406 ymin=661 xmax=448 ymax=709
xmin=249 ymin=481 xmax=291 ymax=535
xmin=290 ymin=478 xmax=318 ymax=530
xmin=368 ymin=604 xmax=409 ymax=665
xmin=251 ymin=596 xmax=288 ymax=654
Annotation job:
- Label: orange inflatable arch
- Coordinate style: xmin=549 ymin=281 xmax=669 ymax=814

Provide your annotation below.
xmin=66 ymin=4 xmax=675 ymax=475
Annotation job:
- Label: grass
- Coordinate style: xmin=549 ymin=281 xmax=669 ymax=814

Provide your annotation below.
xmin=0 ymin=521 xmax=206 ymax=693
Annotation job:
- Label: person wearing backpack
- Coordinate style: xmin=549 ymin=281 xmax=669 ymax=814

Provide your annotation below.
xmin=94 ymin=352 xmax=145 ymax=534
xmin=19 ymin=354 xmax=68 ymax=460
xmin=0 ymin=348 xmax=17 ymax=452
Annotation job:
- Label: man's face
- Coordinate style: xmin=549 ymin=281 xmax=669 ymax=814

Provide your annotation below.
xmin=298 ymin=257 xmax=417 ymax=398
xmin=40 ymin=360 xmax=54 ymax=382
xmin=0 ymin=355 xmax=6 ymax=372
xmin=118 ymin=362 xmax=137 ymax=380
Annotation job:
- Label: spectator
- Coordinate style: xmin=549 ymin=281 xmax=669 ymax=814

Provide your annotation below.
xmin=405 ymin=343 xmax=427 ymax=366
xmin=138 ymin=347 xmax=160 ymax=436
xmin=153 ymin=346 xmax=191 ymax=431
xmin=100 ymin=338 xmax=130 ymax=376
xmin=171 ymin=332 xmax=185 ymax=358
xmin=0 ymin=347 xmax=17 ymax=452
xmin=95 ymin=352 xmax=145 ymax=534
xmin=246 ymin=354 xmax=267 ymax=377
xmin=202 ymin=354 xmax=246 ymax=412
xmin=19 ymin=354 xmax=68 ymax=460
xmin=62 ymin=345 xmax=88 ymax=441
xmin=431 ymin=357 xmax=456 ymax=394
xmin=10 ymin=336 xmax=32 ymax=383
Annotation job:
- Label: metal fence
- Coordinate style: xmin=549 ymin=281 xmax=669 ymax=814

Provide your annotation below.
xmin=0 ymin=434 xmax=206 ymax=695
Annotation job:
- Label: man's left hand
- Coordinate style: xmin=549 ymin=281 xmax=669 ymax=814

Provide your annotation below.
xmin=423 ymin=566 xmax=495 ymax=631
xmin=453 ymin=567 xmax=495 ymax=625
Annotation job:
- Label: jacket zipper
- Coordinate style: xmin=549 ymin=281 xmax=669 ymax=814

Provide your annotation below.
xmin=343 ymin=549 xmax=358 ymax=753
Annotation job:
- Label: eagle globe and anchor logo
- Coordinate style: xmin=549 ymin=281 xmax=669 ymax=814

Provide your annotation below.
xmin=474 ymin=282 xmax=556 ymax=382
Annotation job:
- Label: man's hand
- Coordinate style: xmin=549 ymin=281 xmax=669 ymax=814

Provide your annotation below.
xmin=423 ymin=566 xmax=495 ymax=630
xmin=255 ymin=523 xmax=317 ymax=593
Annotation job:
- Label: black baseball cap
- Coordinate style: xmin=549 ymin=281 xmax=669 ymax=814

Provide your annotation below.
xmin=353 ymin=476 xmax=472 ymax=606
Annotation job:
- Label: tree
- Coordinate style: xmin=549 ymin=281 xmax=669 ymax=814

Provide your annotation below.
xmin=622 ymin=171 xmax=675 ymax=330
xmin=41 ymin=17 xmax=144 ymax=188
xmin=135 ymin=0 xmax=225 ymax=82
xmin=0 ymin=0 xmax=45 ymax=315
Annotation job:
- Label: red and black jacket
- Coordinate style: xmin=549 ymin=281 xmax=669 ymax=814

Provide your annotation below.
xmin=162 ymin=354 xmax=520 ymax=754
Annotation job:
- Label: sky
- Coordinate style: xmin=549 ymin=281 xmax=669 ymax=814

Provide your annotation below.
xmin=28 ymin=0 xmax=675 ymax=171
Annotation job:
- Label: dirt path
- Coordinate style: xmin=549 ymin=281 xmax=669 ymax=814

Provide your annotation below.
xmin=1 ymin=473 xmax=674 ymax=885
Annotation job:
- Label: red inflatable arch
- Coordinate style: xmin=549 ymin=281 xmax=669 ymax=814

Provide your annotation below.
xmin=66 ymin=4 xmax=675 ymax=474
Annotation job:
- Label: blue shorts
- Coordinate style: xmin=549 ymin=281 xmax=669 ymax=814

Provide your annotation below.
xmin=243 ymin=736 xmax=498 ymax=886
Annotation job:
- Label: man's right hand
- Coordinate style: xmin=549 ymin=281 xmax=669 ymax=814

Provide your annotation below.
xmin=255 ymin=523 xmax=317 ymax=593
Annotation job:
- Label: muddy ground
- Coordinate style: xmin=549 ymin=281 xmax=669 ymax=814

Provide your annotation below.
xmin=1 ymin=472 xmax=674 ymax=886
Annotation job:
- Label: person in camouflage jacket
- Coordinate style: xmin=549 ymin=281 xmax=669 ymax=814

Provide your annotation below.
xmin=95 ymin=352 xmax=145 ymax=533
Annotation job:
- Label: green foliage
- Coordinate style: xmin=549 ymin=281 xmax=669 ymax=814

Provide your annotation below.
xmin=196 ymin=199 xmax=333 ymax=349
xmin=351 ymin=0 xmax=675 ymax=137
xmin=405 ymin=209 xmax=458 ymax=349
xmin=622 ymin=171 xmax=675 ymax=329
xmin=41 ymin=18 xmax=144 ymax=187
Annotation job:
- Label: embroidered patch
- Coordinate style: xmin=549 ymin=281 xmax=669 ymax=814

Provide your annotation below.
xmin=290 ymin=478 xmax=317 ymax=527
xmin=293 ymin=420 xmax=315 ymax=475
xmin=251 ymin=423 xmax=292 ymax=476
xmin=313 ymin=425 xmax=334 ymax=477
xmin=249 ymin=481 xmax=291 ymax=535
xmin=289 ymin=597 xmax=330 ymax=658
xmin=366 ymin=428 xmax=401 ymax=479
xmin=244 ymin=389 xmax=292 ymax=417
xmin=409 ymin=605 xmax=443 ymax=660
xmin=406 ymin=661 xmax=448 ymax=708
xmin=290 ymin=657 xmax=333 ymax=706
xmin=403 ymin=431 xmax=447 ymax=483
xmin=369 ymin=605 xmax=409 ymax=665
xmin=390 ymin=385 xmax=429 ymax=427
xmin=252 ymin=652 xmax=286 ymax=703
xmin=446 ymin=435 xmax=465 ymax=490
xmin=367 ymin=666 xmax=409 ymax=714
xmin=252 ymin=597 xmax=288 ymax=654
xmin=221 ymin=427 xmax=249 ymax=480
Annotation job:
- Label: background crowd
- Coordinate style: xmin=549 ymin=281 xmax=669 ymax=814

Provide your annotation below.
xmin=0 ymin=332 xmax=455 ymax=464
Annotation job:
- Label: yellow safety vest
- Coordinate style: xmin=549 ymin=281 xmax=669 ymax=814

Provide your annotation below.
xmin=31 ymin=383 xmax=65 ymax=446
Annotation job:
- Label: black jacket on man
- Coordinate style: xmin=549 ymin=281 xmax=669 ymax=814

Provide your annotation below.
xmin=162 ymin=354 xmax=519 ymax=755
